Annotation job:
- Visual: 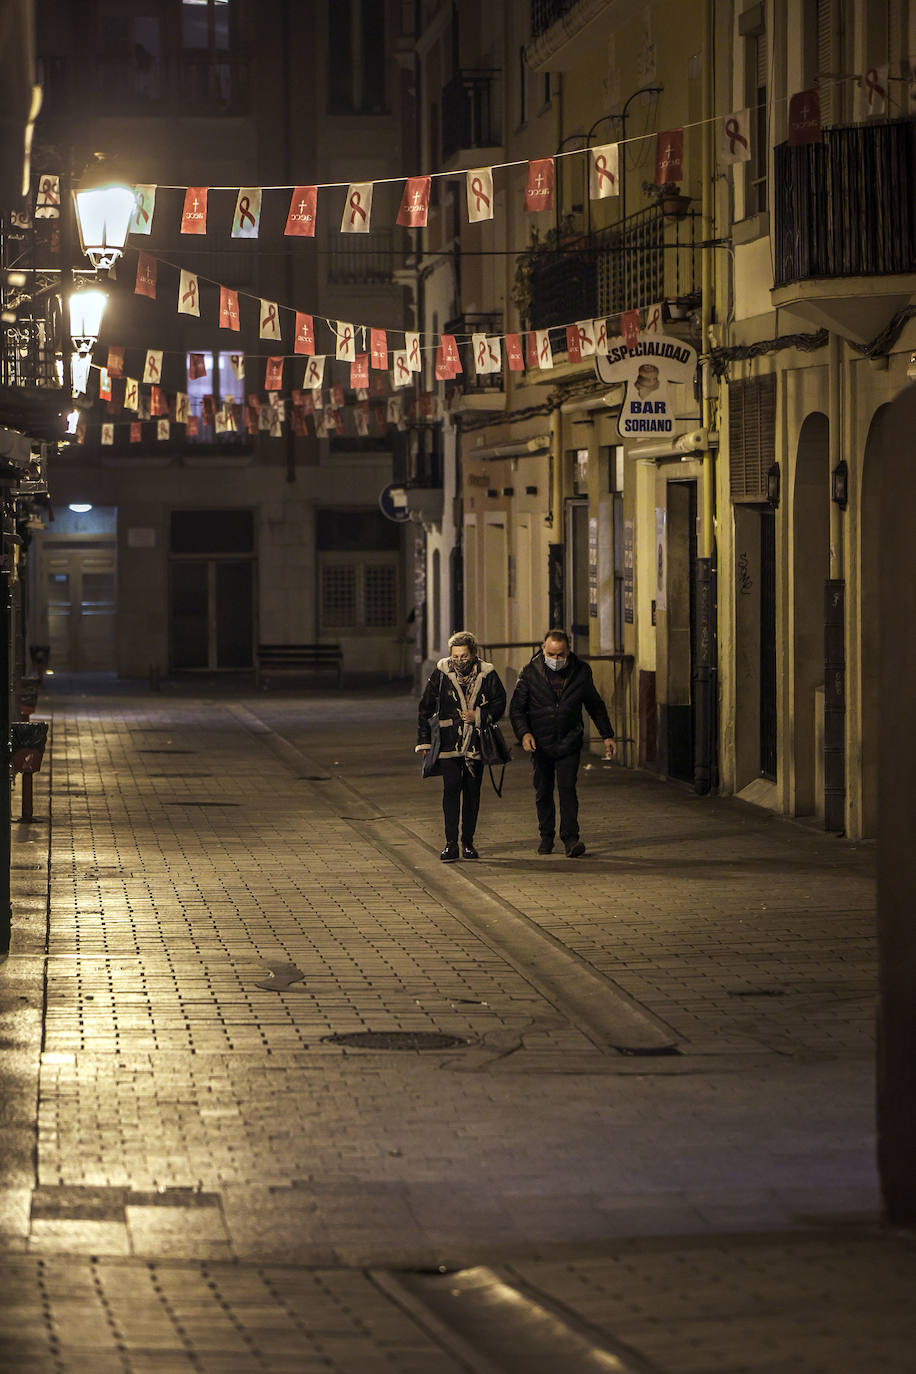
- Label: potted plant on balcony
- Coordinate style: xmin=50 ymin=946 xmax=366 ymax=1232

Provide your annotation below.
xmin=643 ymin=180 xmax=692 ymax=219
xmin=512 ymin=216 xmax=581 ymax=328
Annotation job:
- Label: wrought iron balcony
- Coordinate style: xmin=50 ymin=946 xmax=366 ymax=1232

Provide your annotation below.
xmin=443 ymin=313 xmax=505 ymax=397
xmin=441 ymin=70 xmax=500 ymax=163
xmin=524 ymin=205 xmax=701 ymax=332
xmin=774 ymin=119 xmax=915 ymax=285
xmin=531 ymin=0 xmax=578 ymax=39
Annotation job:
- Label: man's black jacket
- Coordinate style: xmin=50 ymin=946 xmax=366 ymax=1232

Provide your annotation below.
xmin=509 ymin=651 xmax=613 ymax=759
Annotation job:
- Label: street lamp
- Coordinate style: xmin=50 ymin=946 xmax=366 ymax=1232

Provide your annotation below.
xmin=73 ymin=181 xmax=136 ymax=271
xmin=68 ymin=286 xmax=108 ymax=395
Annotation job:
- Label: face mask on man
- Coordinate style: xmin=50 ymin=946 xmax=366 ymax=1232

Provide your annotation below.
xmin=544 ymin=653 xmax=567 ymax=671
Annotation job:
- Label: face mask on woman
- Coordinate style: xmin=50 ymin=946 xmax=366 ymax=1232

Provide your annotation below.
xmin=452 ymin=657 xmax=476 ymax=677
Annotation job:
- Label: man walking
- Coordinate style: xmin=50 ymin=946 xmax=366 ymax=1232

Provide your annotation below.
xmin=510 ymin=629 xmax=616 ymax=857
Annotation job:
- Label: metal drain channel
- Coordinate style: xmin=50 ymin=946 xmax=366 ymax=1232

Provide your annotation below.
xmin=372 ymin=1267 xmax=661 ymax=1374
xmin=322 ymin=1031 xmax=468 ymax=1051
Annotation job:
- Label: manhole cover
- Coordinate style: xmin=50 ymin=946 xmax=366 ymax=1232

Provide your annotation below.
xmin=321 ymin=1031 xmax=468 ymax=1051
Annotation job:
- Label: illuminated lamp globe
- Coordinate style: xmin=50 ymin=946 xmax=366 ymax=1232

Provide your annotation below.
xmin=73 ymin=182 xmax=136 ymax=270
xmin=69 ymin=288 xmax=108 ymax=355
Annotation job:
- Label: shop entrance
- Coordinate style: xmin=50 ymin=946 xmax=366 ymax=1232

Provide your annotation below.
xmin=664 ymin=479 xmax=697 ymax=782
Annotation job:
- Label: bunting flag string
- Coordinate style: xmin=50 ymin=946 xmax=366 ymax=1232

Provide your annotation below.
xmin=85 ymin=70 xmax=909 ymax=248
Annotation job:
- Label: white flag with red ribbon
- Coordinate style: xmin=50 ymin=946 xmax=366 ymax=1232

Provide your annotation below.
xmin=535 ymin=330 xmax=553 ymax=369
xmin=392 ymin=351 xmax=412 ymax=388
xmin=589 ymin=144 xmax=619 ymax=198
xmin=178 ymin=270 xmax=200 ymax=316
xmin=101 ymin=423 xmax=114 ymax=446
xmin=143 ymin=350 xmax=163 ymax=384
xmin=341 ymin=183 xmax=373 ymax=233
xmin=644 ymin=303 xmax=664 ymax=334
xmin=130 ymin=185 xmax=156 ymax=235
xmin=593 ymin=319 xmax=609 ymax=355
xmin=124 ymin=378 xmax=139 ymax=411
xmin=303 ymin=355 xmax=326 ymax=389
xmin=405 ymin=332 xmax=422 ymax=372
xmin=259 ymin=300 xmax=281 ymax=341
xmin=335 ymin=322 xmax=355 ymax=362
xmin=157 ymin=419 xmax=170 ymax=441
xmin=232 ymin=187 xmax=262 ymax=238
xmin=229 ymin=353 xmax=245 ymax=380
xmin=856 ymin=66 xmax=888 ymax=119
xmin=175 ymin=393 xmax=190 ymax=424
xmin=719 ymin=110 xmax=751 ymax=165
xmin=467 ymin=168 xmax=494 ymax=222
xmin=35 ymin=174 xmax=60 ymax=219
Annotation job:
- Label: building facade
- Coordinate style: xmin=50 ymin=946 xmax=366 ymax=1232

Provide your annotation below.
xmin=24 ymin=0 xmax=418 ymax=683
xmin=407 ymin=0 xmax=914 ymax=839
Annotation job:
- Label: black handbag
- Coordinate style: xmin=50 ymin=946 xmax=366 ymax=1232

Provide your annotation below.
xmin=421 ymin=717 xmax=442 ymax=777
xmin=479 ymin=718 xmax=511 ymax=795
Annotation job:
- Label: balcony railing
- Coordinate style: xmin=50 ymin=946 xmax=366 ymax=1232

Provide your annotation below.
xmin=774 ymin=119 xmax=915 ymax=286
xmin=444 ymin=313 xmax=505 ymax=395
xmin=328 ymin=229 xmax=404 ymax=285
xmin=525 ymin=205 xmax=700 ymax=331
xmin=441 ymin=70 xmax=501 ymax=162
xmin=531 ymin=0 xmax=577 ymax=39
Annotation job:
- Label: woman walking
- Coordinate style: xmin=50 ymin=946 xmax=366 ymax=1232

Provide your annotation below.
xmin=416 ymin=631 xmax=507 ymax=861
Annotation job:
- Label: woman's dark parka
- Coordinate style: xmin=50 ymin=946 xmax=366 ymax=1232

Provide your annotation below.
xmin=509 ymin=650 xmax=613 ymax=759
xmin=417 ymin=657 xmax=507 ymax=763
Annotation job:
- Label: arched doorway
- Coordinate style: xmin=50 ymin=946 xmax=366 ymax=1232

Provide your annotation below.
xmin=792 ymin=413 xmax=829 ymax=816
xmin=860 ymin=405 xmax=888 ymax=837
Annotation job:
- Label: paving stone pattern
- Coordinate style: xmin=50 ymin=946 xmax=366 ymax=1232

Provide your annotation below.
xmin=1 ymin=683 xmax=908 ymax=1373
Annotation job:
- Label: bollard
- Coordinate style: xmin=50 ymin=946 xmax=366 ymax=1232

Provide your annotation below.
xmin=10 ymin=721 xmax=48 ymax=824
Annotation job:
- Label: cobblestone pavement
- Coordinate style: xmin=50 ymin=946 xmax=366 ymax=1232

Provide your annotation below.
xmin=1 ymin=679 xmax=912 ymax=1373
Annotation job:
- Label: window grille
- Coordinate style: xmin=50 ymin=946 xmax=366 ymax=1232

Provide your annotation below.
xmin=321 ymin=565 xmax=358 ymax=627
xmin=364 ymin=564 xmax=397 ymax=628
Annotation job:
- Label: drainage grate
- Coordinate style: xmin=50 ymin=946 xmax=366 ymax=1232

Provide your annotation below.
xmin=727 ymin=987 xmax=787 ymax=998
xmin=137 ymin=748 xmax=197 ymax=755
xmin=164 ymin=800 xmax=240 ymax=807
xmin=321 ymin=1030 xmax=468 ymax=1051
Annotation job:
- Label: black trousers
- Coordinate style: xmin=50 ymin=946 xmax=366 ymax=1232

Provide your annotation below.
xmin=440 ymin=757 xmax=483 ymax=844
xmin=531 ymin=749 xmax=580 ymax=843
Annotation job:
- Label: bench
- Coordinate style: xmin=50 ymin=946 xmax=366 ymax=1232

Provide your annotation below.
xmin=255 ymin=643 xmax=343 ymax=689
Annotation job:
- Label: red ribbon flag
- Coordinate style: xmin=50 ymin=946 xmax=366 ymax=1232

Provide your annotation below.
xmin=219 ymin=287 xmax=241 ymax=332
xmin=788 ymin=89 xmax=822 ymax=145
xmin=524 ymin=158 xmax=555 ymax=211
xmin=370 ymin=328 xmax=388 ymax=370
xmin=134 ymin=254 xmax=157 ymax=300
xmin=188 ymin=353 xmax=208 ymax=381
xmin=621 ymin=309 xmax=641 ymax=348
xmin=264 ymin=357 xmax=284 ymax=391
xmin=396 ymin=176 xmax=431 ymax=228
xmin=181 ymin=187 xmax=208 ymax=234
xmin=129 ymin=422 xmax=141 ymax=444
xmin=294 ymin=312 xmax=315 ymax=355
xmin=505 ymin=334 xmax=524 ymax=371
xmin=654 ymin=129 xmax=684 ymax=185
xmin=350 ymin=354 xmax=369 ymax=389
xmin=285 ymin=186 xmax=317 ymax=237
xmin=526 ymin=332 xmax=539 ymax=369
xmin=107 ymin=346 xmax=124 ymax=378
xmin=565 ymin=325 xmax=582 ymax=363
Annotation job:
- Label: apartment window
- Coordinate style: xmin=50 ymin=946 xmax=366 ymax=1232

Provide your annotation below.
xmin=182 ymin=0 xmax=231 ymax=51
xmin=97 ymin=12 xmax=162 ymax=104
xmin=804 ymin=0 xmax=848 ymax=124
xmin=740 ymin=6 xmax=768 ymax=215
xmin=319 ymin=554 xmax=399 ymax=631
xmin=328 ymin=0 xmax=387 ymax=114
xmin=518 ymin=45 xmax=528 ymax=124
xmin=185 ymin=352 xmax=244 ymax=444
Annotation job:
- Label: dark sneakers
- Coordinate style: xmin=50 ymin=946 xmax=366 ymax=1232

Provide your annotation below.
xmin=537 ymin=837 xmax=554 ymax=855
xmin=565 ymin=839 xmax=586 ymax=858
xmin=461 ymin=843 xmax=479 ymax=860
xmin=440 ymin=843 xmax=460 ymax=862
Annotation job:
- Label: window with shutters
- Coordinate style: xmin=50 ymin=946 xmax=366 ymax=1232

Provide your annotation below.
xmin=319 ymin=553 xmax=399 ymax=631
xmin=740 ymin=6 xmax=768 ymax=216
xmin=729 ymin=375 xmax=777 ymax=503
xmin=804 ymin=0 xmax=848 ymax=125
